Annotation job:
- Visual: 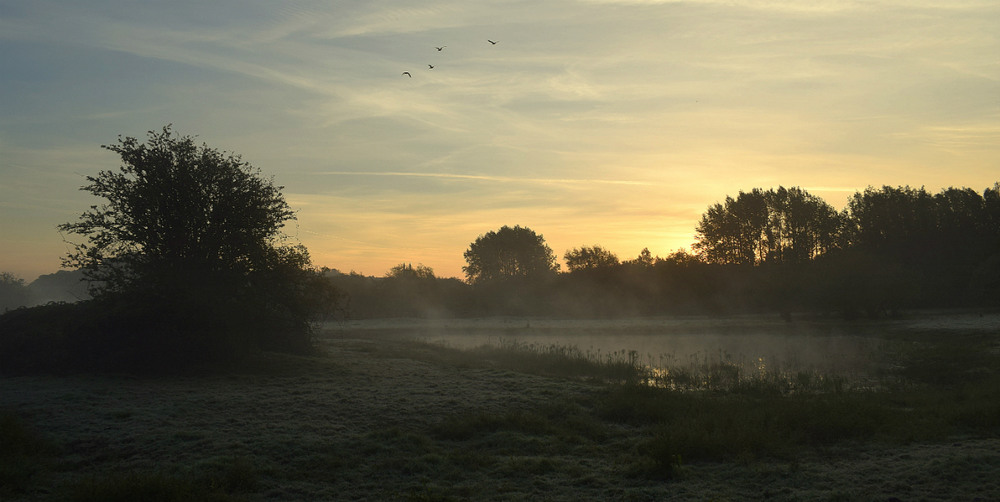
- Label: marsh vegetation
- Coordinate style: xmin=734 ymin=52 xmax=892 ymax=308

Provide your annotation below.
xmin=2 ymin=312 xmax=999 ymax=501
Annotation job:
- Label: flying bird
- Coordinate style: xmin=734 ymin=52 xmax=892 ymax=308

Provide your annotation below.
xmin=435 ymin=46 xmax=446 ymax=51
xmin=428 ymin=64 xmax=434 ymax=69
xmin=487 ymin=39 xmax=498 ymax=45
xmin=402 ymin=71 xmax=411 ymax=77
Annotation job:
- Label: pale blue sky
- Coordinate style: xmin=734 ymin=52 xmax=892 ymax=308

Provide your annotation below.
xmin=2 ymin=0 xmax=998 ymax=280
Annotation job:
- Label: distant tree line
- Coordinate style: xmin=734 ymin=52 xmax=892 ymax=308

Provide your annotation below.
xmin=0 ymin=272 xmax=31 ymax=312
xmin=0 ymin=270 xmax=90 ymax=313
xmin=328 ymin=184 xmax=1000 ymax=319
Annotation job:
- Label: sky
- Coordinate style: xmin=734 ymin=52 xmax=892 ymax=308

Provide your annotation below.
xmin=1 ymin=0 xmax=998 ymax=282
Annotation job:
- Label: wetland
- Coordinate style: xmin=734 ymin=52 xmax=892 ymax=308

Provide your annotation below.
xmin=2 ymin=311 xmax=999 ymax=500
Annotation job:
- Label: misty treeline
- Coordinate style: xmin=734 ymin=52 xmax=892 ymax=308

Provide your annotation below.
xmin=0 ymin=270 xmax=91 ymax=312
xmin=330 ymin=184 xmax=1000 ymax=319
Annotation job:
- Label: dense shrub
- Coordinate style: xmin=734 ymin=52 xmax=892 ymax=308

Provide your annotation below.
xmin=0 ymin=290 xmax=324 ymax=375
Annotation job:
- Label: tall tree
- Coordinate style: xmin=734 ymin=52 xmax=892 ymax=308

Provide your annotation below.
xmin=694 ymin=187 xmax=838 ymax=265
xmin=60 ymin=126 xmax=298 ymax=295
xmin=985 ymin=182 xmax=1000 ymax=253
xmin=762 ymin=186 xmax=841 ymax=264
xmin=463 ymin=225 xmax=560 ymax=284
xmin=934 ymin=187 xmax=988 ymax=255
xmin=57 ymin=125 xmax=333 ymax=356
xmin=844 ymin=185 xmax=936 ymax=262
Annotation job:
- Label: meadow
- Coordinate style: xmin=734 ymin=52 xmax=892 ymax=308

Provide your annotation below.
xmin=2 ymin=312 xmax=999 ymax=501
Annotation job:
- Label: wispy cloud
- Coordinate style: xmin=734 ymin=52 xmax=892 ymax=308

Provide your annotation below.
xmin=315 ymin=170 xmax=654 ymax=186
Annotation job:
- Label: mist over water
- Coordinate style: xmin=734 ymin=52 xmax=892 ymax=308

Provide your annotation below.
xmin=324 ymin=317 xmax=889 ymax=376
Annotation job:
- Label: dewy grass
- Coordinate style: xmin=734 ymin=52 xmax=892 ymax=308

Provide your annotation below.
xmin=5 ymin=317 xmax=999 ymax=500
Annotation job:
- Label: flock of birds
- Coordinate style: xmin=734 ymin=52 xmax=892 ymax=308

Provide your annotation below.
xmin=401 ymin=40 xmax=498 ymax=78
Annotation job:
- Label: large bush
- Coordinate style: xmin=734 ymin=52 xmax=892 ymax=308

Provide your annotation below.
xmin=1 ymin=126 xmax=337 ymax=374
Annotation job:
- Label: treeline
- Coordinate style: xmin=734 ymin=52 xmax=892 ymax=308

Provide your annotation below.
xmin=329 ymin=184 xmax=1000 ymax=319
xmin=0 ymin=270 xmax=91 ymax=312
xmin=4 ymin=183 xmax=998 ymax=323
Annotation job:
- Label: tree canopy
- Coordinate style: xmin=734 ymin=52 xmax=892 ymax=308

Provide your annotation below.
xmin=51 ymin=125 xmax=334 ymax=365
xmin=59 ymin=126 xmax=298 ymax=296
xmin=693 ymin=186 xmax=840 ymax=265
xmin=386 ymin=263 xmax=436 ymax=280
xmin=463 ymin=225 xmax=560 ymax=284
xmin=564 ymin=245 xmax=620 ymax=272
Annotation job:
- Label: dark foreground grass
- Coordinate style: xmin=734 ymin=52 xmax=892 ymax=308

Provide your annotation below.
xmin=0 ymin=410 xmax=262 ymax=502
xmin=64 ymin=468 xmax=250 ymax=502
xmin=3 ymin=319 xmax=999 ymax=500
xmin=1 ymin=410 xmax=58 ymax=497
xmin=57 ymin=454 xmax=262 ymax=502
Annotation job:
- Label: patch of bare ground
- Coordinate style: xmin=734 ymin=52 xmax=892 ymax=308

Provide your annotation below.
xmin=2 ymin=328 xmax=999 ymax=501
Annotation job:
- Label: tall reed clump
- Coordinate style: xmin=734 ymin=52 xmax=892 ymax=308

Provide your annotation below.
xmin=466 ymin=338 xmax=650 ymax=384
xmin=643 ymin=350 xmax=863 ymax=395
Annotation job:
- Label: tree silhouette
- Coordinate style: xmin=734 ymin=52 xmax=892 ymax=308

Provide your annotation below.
xmin=0 ymin=272 xmax=30 ymax=312
xmin=762 ymin=186 xmax=841 ymax=263
xmin=60 ymin=126 xmax=297 ymax=295
xmin=694 ymin=187 xmax=839 ymax=265
xmin=386 ymin=263 xmax=436 ymax=280
xmin=564 ymin=245 xmax=619 ymax=272
xmin=623 ymin=248 xmax=658 ymax=267
xmin=463 ymin=225 xmax=559 ymax=284
xmin=56 ymin=125 xmax=333 ymax=360
xmin=844 ymin=185 xmax=936 ymax=263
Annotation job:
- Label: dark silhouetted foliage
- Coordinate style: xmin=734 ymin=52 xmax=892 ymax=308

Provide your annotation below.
xmin=0 ymin=272 xmax=30 ymax=312
xmin=694 ymin=186 xmax=840 ymax=266
xmin=460 ymin=226 xmax=562 ymax=316
xmin=564 ymin=245 xmax=619 ymax=272
xmin=59 ymin=126 xmax=297 ymax=296
xmin=463 ymin=225 xmax=560 ymax=284
xmin=842 ymin=185 xmax=997 ymax=308
xmin=0 ymin=126 xmax=337 ymax=374
xmin=386 ymin=262 xmax=436 ymax=280
xmin=322 ymin=180 xmax=999 ymax=320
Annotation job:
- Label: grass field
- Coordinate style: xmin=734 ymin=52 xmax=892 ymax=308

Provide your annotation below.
xmin=2 ymin=312 xmax=999 ymax=500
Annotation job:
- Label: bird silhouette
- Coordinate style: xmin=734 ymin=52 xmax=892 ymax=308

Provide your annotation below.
xmin=435 ymin=46 xmax=446 ymax=51
xmin=487 ymin=39 xmax=498 ymax=45
xmin=402 ymin=71 xmax=411 ymax=77
xmin=428 ymin=64 xmax=434 ymax=69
